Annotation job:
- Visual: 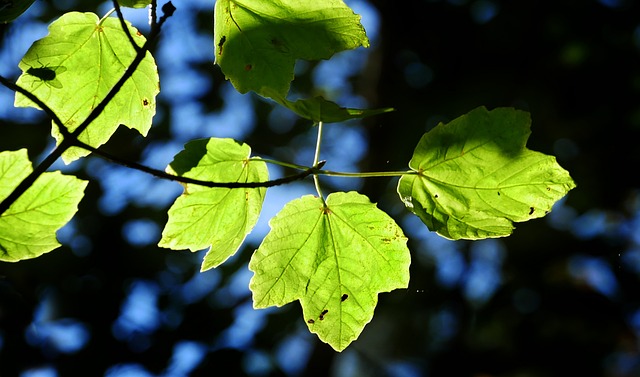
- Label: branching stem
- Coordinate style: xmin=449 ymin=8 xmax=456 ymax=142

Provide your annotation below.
xmin=313 ymin=121 xmax=326 ymax=203
xmin=0 ymin=2 xmax=176 ymax=216
xmin=0 ymin=1 xmax=413 ymax=216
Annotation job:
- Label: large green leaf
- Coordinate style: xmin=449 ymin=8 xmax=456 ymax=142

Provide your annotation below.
xmin=214 ymin=0 xmax=369 ymax=99
xmin=398 ymin=106 xmax=576 ymax=240
xmin=249 ymin=192 xmax=410 ymax=351
xmin=0 ymin=149 xmax=87 ymax=262
xmin=14 ymin=12 xmax=159 ymax=163
xmin=159 ymin=138 xmax=268 ymax=272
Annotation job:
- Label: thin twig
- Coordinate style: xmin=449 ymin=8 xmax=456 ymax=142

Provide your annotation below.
xmin=150 ymin=0 xmax=157 ymax=28
xmin=88 ymin=145 xmax=327 ymax=188
xmin=113 ymin=0 xmax=142 ymax=53
xmin=0 ymin=75 xmax=70 ymax=138
xmin=0 ymin=76 xmax=324 ymax=190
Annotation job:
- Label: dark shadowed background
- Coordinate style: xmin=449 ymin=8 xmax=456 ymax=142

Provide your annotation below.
xmin=1 ymin=0 xmax=640 ymax=376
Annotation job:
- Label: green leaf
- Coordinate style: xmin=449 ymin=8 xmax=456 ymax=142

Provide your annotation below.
xmin=214 ymin=0 xmax=369 ymax=99
xmin=117 ymin=0 xmax=151 ymax=8
xmin=14 ymin=12 xmax=159 ymax=163
xmin=159 ymin=138 xmax=268 ymax=272
xmin=0 ymin=0 xmax=36 ymax=23
xmin=269 ymin=94 xmax=394 ymax=123
xmin=249 ymin=192 xmax=410 ymax=351
xmin=398 ymin=106 xmax=576 ymax=240
xmin=0 ymin=149 xmax=87 ymax=262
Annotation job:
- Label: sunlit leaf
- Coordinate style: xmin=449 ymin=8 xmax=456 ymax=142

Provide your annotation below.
xmin=14 ymin=12 xmax=159 ymax=163
xmin=398 ymin=106 xmax=576 ymax=240
xmin=0 ymin=149 xmax=87 ymax=262
xmin=249 ymin=192 xmax=410 ymax=351
xmin=159 ymin=138 xmax=268 ymax=272
xmin=117 ymin=0 xmax=151 ymax=8
xmin=214 ymin=0 xmax=369 ymax=99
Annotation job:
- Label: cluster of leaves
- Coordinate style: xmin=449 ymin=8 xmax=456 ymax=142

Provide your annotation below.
xmin=0 ymin=0 xmax=575 ymax=351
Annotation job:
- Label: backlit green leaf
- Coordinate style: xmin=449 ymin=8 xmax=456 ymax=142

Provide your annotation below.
xmin=14 ymin=12 xmax=159 ymax=163
xmin=214 ymin=0 xmax=369 ymax=99
xmin=398 ymin=106 xmax=576 ymax=240
xmin=249 ymin=192 xmax=410 ymax=351
xmin=0 ymin=149 xmax=87 ymax=262
xmin=117 ymin=0 xmax=151 ymax=8
xmin=159 ymin=138 xmax=268 ymax=272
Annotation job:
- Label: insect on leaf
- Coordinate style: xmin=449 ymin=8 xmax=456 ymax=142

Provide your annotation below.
xmin=14 ymin=12 xmax=159 ymax=163
xmin=25 ymin=64 xmax=67 ymax=89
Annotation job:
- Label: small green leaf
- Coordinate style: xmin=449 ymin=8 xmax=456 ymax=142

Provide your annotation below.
xmin=269 ymin=93 xmax=393 ymax=123
xmin=249 ymin=192 xmax=410 ymax=351
xmin=398 ymin=106 xmax=576 ymax=240
xmin=117 ymin=0 xmax=151 ymax=8
xmin=214 ymin=0 xmax=369 ymax=99
xmin=14 ymin=12 xmax=159 ymax=163
xmin=159 ymin=138 xmax=268 ymax=272
xmin=0 ymin=149 xmax=87 ymax=262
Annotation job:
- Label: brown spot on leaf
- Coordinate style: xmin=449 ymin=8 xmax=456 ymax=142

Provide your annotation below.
xmin=341 ymin=294 xmax=348 ymax=302
xmin=529 ymin=207 xmax=535 ymax=215
xmin=217 ymin=36 xmax=226 ymax=55
xmin=319 ymin=309 xmax=328 ymax=320
xmin=142 ymin=98 xmax=149 ymax=106
xmin=307 ymin=319 xmax=315 ymax=324
xmin=244 ymin=64 xmax=252 ymax=71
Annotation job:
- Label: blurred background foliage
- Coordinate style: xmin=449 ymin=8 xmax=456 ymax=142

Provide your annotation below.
xmin=1 ymin=0 xmax=640 ymax=376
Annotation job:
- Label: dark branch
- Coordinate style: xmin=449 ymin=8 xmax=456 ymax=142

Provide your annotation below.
xmin=0 ymin=75 xmax=70 ymax=138
xmin=112 ymin=0 xmax=142 ymax=53
xmin=0 ymin=76 xmax=323 ymax=190
xmin=87 ymin=145 xmax=327 ymax=188
xmin=0 ymin=1 xmax=322 ymax=211
xmin=150 ymin=0 xmax=157 ymax=28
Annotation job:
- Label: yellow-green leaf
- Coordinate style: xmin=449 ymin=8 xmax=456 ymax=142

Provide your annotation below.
xmin=249 ymin=192 xmax=410 ymax=351
xmin=14 ymin=12 xmax=159 ymax=163
xmin=159 ymin=138 xmax=268 ymax=272
xmin=0 ymin=149 xmax=87 ymax=261
xmin=398 ymin=106 xmax=576 ymax=240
